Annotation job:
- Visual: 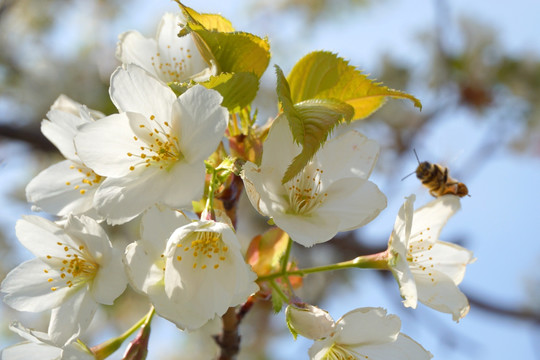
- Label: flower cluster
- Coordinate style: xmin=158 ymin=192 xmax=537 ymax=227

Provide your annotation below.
xmin=1 ymin=4 xmax=475 ymax=360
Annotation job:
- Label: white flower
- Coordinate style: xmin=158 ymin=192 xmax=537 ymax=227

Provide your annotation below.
xmin=241 ymin=116 xmax=386 ymax=247
xmin=1 ymin=322 xmax=94 ymax=360
xmin=116 ymin=13 xmax=216 ymax=84
xmin=26 ymin=95 xmax=104 ymax=217
xmin=124 ymin=207 xmax=258 ymax=330
xmin=74 ymin=64 xmax=228 ymax=224
xmin=0 ymin=215 xmax=127 ymax=346
xmin=388 ymin=194 xmax=475 ymax=321
xmin=285 ymin=304 xmax=335 ymax=340
xmin=308 ymin=307 xmax=432 ymax=360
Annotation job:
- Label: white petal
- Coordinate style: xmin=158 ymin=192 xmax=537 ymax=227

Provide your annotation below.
xmin=123 ymin=241 xmax=165 ymax=294
xmin=48 ymin=288 xmax=97 ymax=346
xmin=15 ymin=217 xmax=73 ymax=259
xmin=109 ymin=64 xmax=176 ymax=119
xmin=241 ymin=161 xmax=288 ymax=217
xmin=350 ymin=333 xmax=433 ymax=360
xmin=389 ymin=255 xmax=418 ymax=309
xmin=259 ymin=115 xmax=299 ymax=172
xmin=155 ymin=14 xmax=213 ymax=82
xmin=1 ymin=259 xmax=76 ymax=312
xmin=140 ymin=206 xmax=190 ymax=252
xmin=173 ymin=85 xmax=228 ymax=162
xmin=410 ymin=195 xmax=461 ymax=244
xmin=25 ymin=160 xmax=98 ymax=217
xmin=41 ymin=110 xmax=89 ymax=161
xmin=335 ymin=308 xmax=400 ymax=346
xmin=116 ymin=30 xmax=158 ymax=75
xmin=90 ymin=246 xmax=127 ymax=305
xmin=74 ymin=113 xmax=141 ymax=177
xmin=286 ymin=304 xmax=335 ymax=340
xmin=316 ymin=130 xmax=380 ymax=182
xmin=317 ymin=177 xmax=386 ymax=232
xmin=412 ymin=240 xmax=474 ymax=284
xmin=158 ymin=160 xmax=206 ymax=208
xmin=308 ymin=338 xmax=334 ymax=360
xmin=1 ymin=342 xmax=62 ymax=360
xmin=414 ymin=270 xmax=470 ymax=322
xmin=272 ymin=211 xmax=340 ymax=247
xmin=64 ymin=215 xmax=111 ymax=264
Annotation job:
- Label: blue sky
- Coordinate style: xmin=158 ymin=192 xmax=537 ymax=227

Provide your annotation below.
xmin=1 ymin=0 xmax=539 ymax=359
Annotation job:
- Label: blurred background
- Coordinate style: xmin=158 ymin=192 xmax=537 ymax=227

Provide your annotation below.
xmin=0 ymin=0 xmax=539 ymax=359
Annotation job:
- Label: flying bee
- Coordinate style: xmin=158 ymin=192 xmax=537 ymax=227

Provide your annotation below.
xmin=402 ymin=150 xmax=469 ymax=198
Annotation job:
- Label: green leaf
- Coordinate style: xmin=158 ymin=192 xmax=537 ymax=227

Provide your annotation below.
xmin=169 ymin=73 xmax=259 ymax=112
xmin=186 ymin=23 xmax=270 ymax=79
xmin=275 ymin=65 xmax=354 ymax=184
xmin=201 ymin=72 xmax=259 ymax=112
xmin=271 ymin=286 xmax=284 ymax=313
xmin=177 ymin=2 xmax=234 ymax=32
xmin=287 ymin=51 xmax=422 ymax=120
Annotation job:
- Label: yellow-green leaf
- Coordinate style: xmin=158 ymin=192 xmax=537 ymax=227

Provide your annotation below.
xmin=186 ymin=22 xmax=270 ymax=79
xmin=202 ymin=72 xmax=259 ymax=112
xmin=177 ymin=2 xmax=234 ymax=32
xmin=275 ymin=66 xmax=354 ymax=184
xmin=287 ymin=51 xmax=422 ymax=120
xmin=169 ymin=72 xmax=259 ymax=112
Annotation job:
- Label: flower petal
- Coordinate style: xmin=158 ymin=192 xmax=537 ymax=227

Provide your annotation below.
xmin=41 ymin=110 xmax=88 ymax=161
xmin=335 ymin=307 xmax=400 ymax=346
xmin=25 ymin=160 xmax=98 ymax=217
xmin=389 ymin=255 xmax=418 ymax=309
xmin=351 ymin=333 xmax=433 ymax=360
xmin=173 ymin=85 xmax=228 ymax=163
xmin=74 ymin=113 xmax=141 ymax=177
xmin=116 ymin=30 xmax=158 ymax=76
xmin=15 ymin=217 xmax=73 ymax=259
xmin=1 ymin=341 xmax=62 ymax=360
xmin=412 ymin=240 xmax=474 ymax=284
xmin=48 ymin=288 xmax=97 ymax=346
xmin=410 ymin=195 xmax=461 ymax=244
xmin=317 ymin=177 xmax=387 ymax=232
xmin=155 ymin=14 xmax=213 ymax=82
xmin=414 ymin=270 xmax=470 ymax=322
xmin=1 ymin=259 xmax=76 ymax=312
xmin=124 ymin=241 xmax=165 ymax=294
xmin=90 ymin=246 xmax=127 ymax=305
xmin=109 ymin=64 xmax=176 ymax=119
xmin=316 ymin=130 xmax=380 ymax=182
xmin=241 ymin=161 xmax=288 ymax=217
xmin=259 ymin=115 xmax=299 ymax=172
xmin=388 ymin=195 xmax=415 ymax=253
xmin=272 ymin=211 xmax=340 ymax=247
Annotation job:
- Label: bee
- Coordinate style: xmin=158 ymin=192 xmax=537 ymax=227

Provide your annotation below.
xmin=402 ymin=150 xmax=469 ymax=198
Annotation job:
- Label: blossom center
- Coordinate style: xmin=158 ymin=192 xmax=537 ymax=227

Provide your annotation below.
xmin=150 ymin=47 xmax=193 ymax=83
xmin=323 ymin=343 xmax=360 ymax=360
xmin=44 ymin=242 xmax=97 ymax=292
xmin=175 ymin=231 xmax=229 ymax=270
xmin=65 ymin=164 xmax=103 ymax=195
xmin=286 ymin=167 xmax=327 ymax=215
xmin=127 ymin=114 xmax=183 ymax=171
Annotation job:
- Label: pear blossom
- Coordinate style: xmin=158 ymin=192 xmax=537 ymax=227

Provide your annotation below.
xmin=116 ymin=13 xmax=216 ymax=83
xmin=388 ymin=194 xmax=475 ymax=321
xmin=1 ymin=322 xmax=95 ymax=360
xmin=1 ymin=215 xmax=127 ymax=346
xmin=285 ymin=303 xmax=335 ymax=340
xmin=241 ymin=116 xmax=387 ymax=247
xmin=308 ymin=307 xmax=432 ymax=360
xmin=74 ymin=64 xmax=228 ymax=224
xmin=26 ymin=95 xmax=105 ymax=217
xmin=124 ymin=207 xmax=258 ymax=330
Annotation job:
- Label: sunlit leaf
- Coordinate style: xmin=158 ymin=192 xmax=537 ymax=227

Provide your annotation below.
xmin=275 ymin=65 xmax=354 ymax=184
xmin=177 ymin=2 xmax=234 ymax=32
xmin=246 ymin=227 xmax=290 ymax=276
xmin=287 ymin=51 xmax=422 ymax=120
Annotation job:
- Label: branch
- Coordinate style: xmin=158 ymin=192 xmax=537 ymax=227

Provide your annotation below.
xmin=0 ymin=123 xmax=56 ymax=152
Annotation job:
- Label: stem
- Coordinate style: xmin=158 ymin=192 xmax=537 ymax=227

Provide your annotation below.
xmin=269 ymin=279 xmax=290 ymax=303
xmin=258 ymin=251 xmax=390 ymax=282
xmin=92 ymin=307 xmax=155 ymax=360
xmin=203 ymin=167 xmax=219 ymax=220
xmin=280 ymin=236 xmax=293 ymax=275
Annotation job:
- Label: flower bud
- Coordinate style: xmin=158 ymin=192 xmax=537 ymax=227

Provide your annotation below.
xmin=285 ymin=303 xmax=335 ymax=340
